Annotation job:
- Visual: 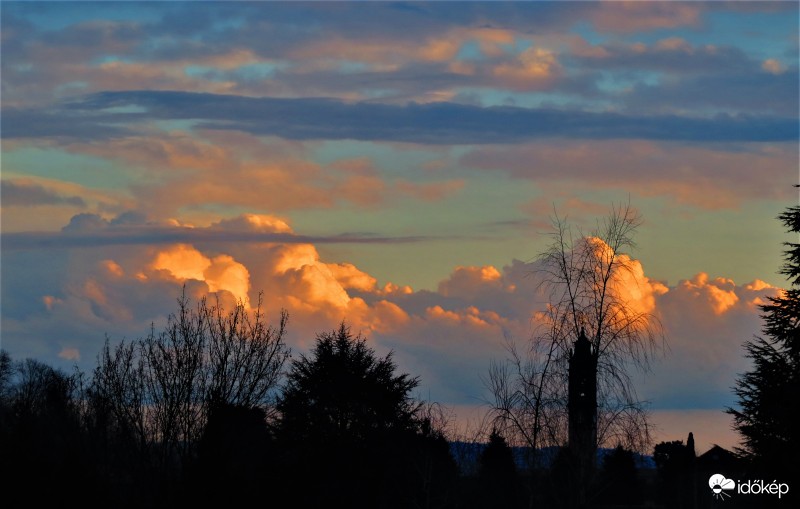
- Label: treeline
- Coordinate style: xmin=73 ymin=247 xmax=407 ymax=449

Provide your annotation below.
xmin=0 ymin=294 xmax=464 ymax=508
xmin=2 ymin=263 xmax=796 ymax=508
xmin=0 ymin=292 xmax=653 ymax=509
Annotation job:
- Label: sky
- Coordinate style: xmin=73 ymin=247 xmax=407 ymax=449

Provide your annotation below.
xmin=1 ymin=1 xmax=798 ymax=454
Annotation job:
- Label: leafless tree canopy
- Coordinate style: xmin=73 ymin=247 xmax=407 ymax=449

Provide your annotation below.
xmin=489 ymin=202 xmax=665 ymax=455
xmin=90 ymin=290 xmax=290 ymax=471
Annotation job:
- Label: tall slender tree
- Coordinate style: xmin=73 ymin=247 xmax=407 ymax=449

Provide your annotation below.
xmin=728 ymin=205 xmax=800 ymax=478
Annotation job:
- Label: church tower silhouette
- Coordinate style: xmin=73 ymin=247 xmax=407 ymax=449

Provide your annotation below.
xmin=568 ymin=327 xmax=597 ymax=506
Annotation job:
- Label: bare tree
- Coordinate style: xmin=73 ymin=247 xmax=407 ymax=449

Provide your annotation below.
xmin=89 ymin=289 xmax=290 ymax=478
xmin=487 ymin=330 xmax=565 ymax=458
xmin=489 ymin=202 xmax=665 ymax=455
xmin=206 ymin=297 xmax=289 ymax=414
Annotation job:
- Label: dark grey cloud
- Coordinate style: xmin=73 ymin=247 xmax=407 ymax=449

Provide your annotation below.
xmin=621 ymin=68 xmax=800 ymax=115
xmin=1 ymin=180 xmax=86 ymax=207
xmin=1 ymin=106 xmax=132 ymax=140
xmin=5 ymin=90 xmax=796 ymax=144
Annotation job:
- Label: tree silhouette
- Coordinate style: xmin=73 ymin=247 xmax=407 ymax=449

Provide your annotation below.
xmin=191 ymin=403 xmax=272 ymax=506
xmin=728 ymin=205 xmax=800 ymax=480
xmin=87 ymin=290 xmax=289 ymax=504
xmin=0 ymin=355 xmax=91 ymax=507
xmin=489 ymin=202 xmax=665 ymax=506
xmin=596 ymin=445 xmax=643 ymax=507
xmin=275 ymin=322 xmax=454 ymax=508
xmin=477 ymin=429 xmax=518 ymax=507
xmin=278 ymin=322 xmax=419 ymax=441
xmin=653 ymin=436 xmax=695 ymax=509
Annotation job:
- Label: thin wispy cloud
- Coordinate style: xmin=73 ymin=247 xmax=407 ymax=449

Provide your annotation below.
xmin=2 ymin=216 xmax=441 ymax=251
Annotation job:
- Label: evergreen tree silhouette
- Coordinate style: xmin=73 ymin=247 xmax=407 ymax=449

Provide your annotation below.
xmin=477 ymin=429 xmax=518 ymax=508
xmin=275 ymin=322 xmax=454 ymax=508
xmin=596 ymin=445 xmax=643 ymax=507
xmin=728 ymin=205 xmax=799 ymax=482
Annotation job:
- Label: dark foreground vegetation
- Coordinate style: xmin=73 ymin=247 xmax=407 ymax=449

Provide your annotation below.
xmin=1 ymin=319 xmax=793 ymax=508
xmin=1 ymin=206 xmax=796 ymax=508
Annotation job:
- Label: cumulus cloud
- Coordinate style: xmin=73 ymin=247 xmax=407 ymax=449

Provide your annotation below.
xmin=642 ymin=272 xmax=782 ymax=409
xmin=0 ymin=208 xmax=782 ymax=453
xmin=1 ymin=0 xmax=794 ymax=454
xmin=151 ymin=244 xmax=251 ymax=306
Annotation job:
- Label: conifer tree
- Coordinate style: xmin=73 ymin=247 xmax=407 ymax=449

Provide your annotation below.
xmin=728 ymin=205 xmax=799 ymax=477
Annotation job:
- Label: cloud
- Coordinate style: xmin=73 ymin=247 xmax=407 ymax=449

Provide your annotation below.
xmin=1 ymin=179 xmax=86 ymax=207
xmin=620 ymin=66 xmax=799 ymax=116
xmin=211 ymin=213 xmax=292 ymax=234
xmin=491 ymin=47 xmax=563 ymax=91
xmin=438 ymin=265 xmax=504 ymax=298
xmin=58 ymin=347 xmax=80 ymax=362
xmin=641 ymin=273 xmax=782 ymax=409
xmin=2 ymin=1 xmax=794 ymax=451
xmin=2 ymin=212 xmax=438 ymax=251
xmin=675 ymin=273 xmax=739 ymax=316
xmin=584 ymin=236 xmax=669 ymax=318
xmin=0 ymin=209 xmax=781 ymax=453
xmin=3 ymin=0 xmax=795 ymax=119
xmin=151 ymin=244 xmax=251 ymax=306
xmin=572 ymin=38 xmax=753 ymax=74
xmin=762 ymin=58 xmax=786 ymax=75
xmin=588 ymin=1 xmax=704 ymax=33
xmin=34 ymin=134 xmax=463 ymax=218
xmin=0 ymin=175 xmax=135 ymax=235
xmin=462 ymin=140 xmax=797 ymax=209
xmin=6 ymin=91 xmax=796 ymax=145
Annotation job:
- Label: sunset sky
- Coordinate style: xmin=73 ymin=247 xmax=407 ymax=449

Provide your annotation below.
xmin=1 ymin=1 xmax=798 ymax=454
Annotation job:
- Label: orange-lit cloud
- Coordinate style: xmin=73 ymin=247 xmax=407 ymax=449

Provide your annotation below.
xmin=438 ymin=265 xmax=504 ymax=298
xmin=492 ymin=47 xmax=562 ymax=90
xmin=289 ymin=26 xmax=519 ymax=69
xmin=59 ymin=135 xmax=464 ymax=218
xmin=211 ymin=213 xmax=293 ymax=234
xmin=152 ymin=244 xmax=251 ymax=306
xmin=676 ymin=273 xmax=739 ymax=315
xmin=58 ymin=347 xmax=81 ymax=361
xmin=584 ymin=236 xmax=669 ymax=318
xmin=3 ymin=210 xmax=783 ymax=452
xmin=762 ymin=58 xmax=786 ymax=74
